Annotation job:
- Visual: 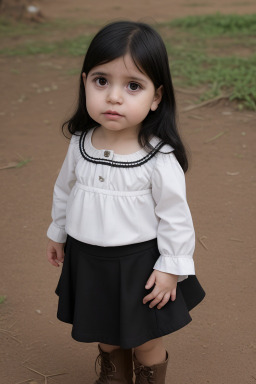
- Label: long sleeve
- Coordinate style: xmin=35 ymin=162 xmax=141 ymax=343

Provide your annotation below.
xmin=152 ymin=150 xmax=195 ymax=278
xmin=47 ymin=136 xmax=77 ymax=243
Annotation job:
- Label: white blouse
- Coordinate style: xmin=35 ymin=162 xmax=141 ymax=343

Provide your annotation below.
xmin=47 ymin=128 xmax=196 ymax=281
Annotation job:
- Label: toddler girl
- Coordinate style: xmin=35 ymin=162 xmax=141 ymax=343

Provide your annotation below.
xmin=46 ymin=21 xmax=205 ymax=384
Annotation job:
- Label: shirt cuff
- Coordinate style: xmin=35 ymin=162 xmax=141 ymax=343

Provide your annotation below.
xmin=47 ymin=222 xmax=67 ymax=243
xmin=153 ymin=255 xmax=195 ymax=276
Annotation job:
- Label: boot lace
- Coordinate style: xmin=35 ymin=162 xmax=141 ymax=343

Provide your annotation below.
xmin=134 ymin=365 xmax=154 ymax=383
xmin=95 ymin=352 xmax=117 ymax=383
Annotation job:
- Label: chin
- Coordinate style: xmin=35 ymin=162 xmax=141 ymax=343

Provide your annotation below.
xmin=101 ymin=125 xmax=126 ymax=131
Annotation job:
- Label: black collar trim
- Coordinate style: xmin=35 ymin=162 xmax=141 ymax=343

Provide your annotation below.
xmin=79 ymin=131 xmax=165 ymax=168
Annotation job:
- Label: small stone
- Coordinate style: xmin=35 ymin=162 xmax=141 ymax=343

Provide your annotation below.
xmin=48 ymin=100 xmax=53 ymax=105
xmin=44 ymin=120 xmax=50 ymax=124
xmin=36 ymin=89 xmax=42 ymax=94
xmin=27 ymin=5 xmax=40 ymax=14
xmin=44 ymin=87 xmax=51 ymax=92
xmin=35 ymin=309 xmax=42 ymax=314
xmin=241 ymin=132 xmax=246 ymax=136
xmin=51 ymin=84 xmax=58 ymax=90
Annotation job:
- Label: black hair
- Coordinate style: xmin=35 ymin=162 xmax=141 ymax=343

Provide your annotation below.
xmin=62 ymin=21 xmax=188 ymax=172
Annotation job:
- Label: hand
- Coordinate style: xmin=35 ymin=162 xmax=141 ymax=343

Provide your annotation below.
xmin=143 ymin=270 xmax=178 ymax=309
xmin=47 ymin=239 xmax=65 ymax=267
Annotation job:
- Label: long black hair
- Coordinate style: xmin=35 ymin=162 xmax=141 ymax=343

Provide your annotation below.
xmin=62 ymin=21 xmax=188 ymax=172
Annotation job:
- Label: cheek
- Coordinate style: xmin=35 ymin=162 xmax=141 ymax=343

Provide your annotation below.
xmin=85 ymin=90 xmax=98 ymax=117
xmin=127 ymin=106 xmax=150 ymax=124
xmin=130 ymin=96 xmax=153 ymax=117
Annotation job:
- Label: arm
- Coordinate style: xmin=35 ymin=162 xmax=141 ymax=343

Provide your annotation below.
xmin=47 ymin=135 xmax=77 ymax=244
xmin=143 ymin=151 xmax=195 ymax=309
xmin=151 ymin=151 xmax=195 ymax=276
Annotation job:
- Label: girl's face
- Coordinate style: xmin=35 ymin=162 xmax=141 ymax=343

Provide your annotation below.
xmin=82 ymin=54 xmax=162 ymax=135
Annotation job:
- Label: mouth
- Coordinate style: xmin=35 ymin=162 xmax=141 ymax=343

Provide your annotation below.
xmin=104 ymin=110 xmax=122 ymax=116
xmin=103 ymin=110 xmax=123 ymax=119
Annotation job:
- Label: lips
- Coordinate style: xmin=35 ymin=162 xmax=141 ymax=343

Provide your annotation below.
xmin=104 ymin=110 xmax=122 ymax=116
xmin=103 ymin=110 xmax=123 ymax=120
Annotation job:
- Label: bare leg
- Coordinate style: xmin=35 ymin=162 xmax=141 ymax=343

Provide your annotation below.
xmin=134 ymin=337 xmax=166 ymax=366
xmin=99 ymin=342 xmax=120 ymax=353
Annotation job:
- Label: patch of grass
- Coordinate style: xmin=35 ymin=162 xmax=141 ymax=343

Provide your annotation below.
xmin=164 ymin=13 xmax=256 ymax=36
xmin=0 ymin=34 xmax=92 ymax=56
xmin=0 ymin=17 xmax=100 ymax=38
xmin=0 ymin=296 xmax=6 ymax=304
xmin=159 ymin=14 xmax=256 ymax=109
xmin=10 ymin=69 xmax=20 ymax=74
xmin=167 ymin=42 xmax=256 ymax=109
xmin=15 ymin=158 xmax=31 ymax=168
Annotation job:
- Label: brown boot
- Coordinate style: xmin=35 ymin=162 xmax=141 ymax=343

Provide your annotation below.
xmin=133 ymin=351 xmax=169 ymax=384
xmin=94 ymin=344 xmax=134 ymax=383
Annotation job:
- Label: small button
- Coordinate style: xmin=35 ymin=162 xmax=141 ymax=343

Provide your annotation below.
xmin=99 ymin=176 xmax=104 ymax=182
xmin=104 ymin=150 xmax=111 ymax=157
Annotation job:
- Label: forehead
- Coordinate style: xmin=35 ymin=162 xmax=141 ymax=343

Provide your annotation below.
xmin=89 ymin=54 xmax=148 ymax=80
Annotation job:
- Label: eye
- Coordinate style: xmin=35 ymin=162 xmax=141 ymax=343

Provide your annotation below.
xmin=95 ymin=77 xmax=108 ymax=86
xmin=128 ymin=82 xmax=141 ymax=92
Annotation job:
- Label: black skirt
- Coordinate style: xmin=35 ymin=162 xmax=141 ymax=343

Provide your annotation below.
xmin=55 ymin=235 xmax=205 ymax=349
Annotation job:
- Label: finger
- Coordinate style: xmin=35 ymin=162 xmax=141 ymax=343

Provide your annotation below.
xmin=56 ymin=247 xmax=64 ymax=263
xmin=149 ymin=292 xmax=165 ymax=309
xmin=47 ymin=249 xmax=60 ymax=267
xmin=145 ymin=272 xmax=156 ymax=290
xmin=50 ymin=259 xmax=60 ymax=267
xmin=171 ymin=288 xmax=176 ymax=301
xmin=143 ymin=287 xmax=161 ymax=304
xmin=157 ymin=292 xmax=171 ymax=309
xmin=48 ymin=254 xmax=60 ymax=267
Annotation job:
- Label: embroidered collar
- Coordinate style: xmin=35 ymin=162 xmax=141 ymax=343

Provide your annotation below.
xmin=79 ymin=130 xmax=165 ymax=168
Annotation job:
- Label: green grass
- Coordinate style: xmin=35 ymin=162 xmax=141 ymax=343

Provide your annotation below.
xmin=15 ymin=158 xmax=31 ymax=168
xmin=0 ymin=296 xmax=6 ymax=304
xmin=160 ymin=14 xmax=256 ymax=109
xmin=0 ymin=34 xmax=92 ymax=56
xmin=166 ymin=44 xmax=256 ymax=109
xmin=0 ymin=17 xmax=100 ymax=37
xmin=0 ymin=14 xmax=256 ymax=109
xmin=165 ymin=13 xmax=256 ymax=36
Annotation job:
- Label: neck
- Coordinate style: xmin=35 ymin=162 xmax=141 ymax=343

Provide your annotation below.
xmin=92 ymin=126 xmax=143 ymax=154
xmin=98 ymin=126 xmax=140 ymax=143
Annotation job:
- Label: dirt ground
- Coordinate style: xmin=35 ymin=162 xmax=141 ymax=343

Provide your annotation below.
xmin=0 ymin=1 xmax=256 ymax=383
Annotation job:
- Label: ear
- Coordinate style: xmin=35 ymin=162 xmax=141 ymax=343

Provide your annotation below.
xmin=82 ymin=72 xmax=86 ymax=87
xmin=150 ymin=85 xmax=163 ymax=111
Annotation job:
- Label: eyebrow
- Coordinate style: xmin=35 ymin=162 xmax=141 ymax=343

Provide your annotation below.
xmin=90 ymin=71 xmax=147 ymax=83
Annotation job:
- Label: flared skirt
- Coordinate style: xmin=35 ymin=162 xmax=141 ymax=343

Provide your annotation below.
xmin=55 ymin=235 xmax=205 ymax=349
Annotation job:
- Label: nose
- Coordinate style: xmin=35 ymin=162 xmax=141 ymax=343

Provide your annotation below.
xmin=106 ymin=86 xmax=123 ymax=104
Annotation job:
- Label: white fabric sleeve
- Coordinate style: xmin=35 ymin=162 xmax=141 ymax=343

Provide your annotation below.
xmin=152 ymin=151 xmax=195 ymax=278
xmin=47 ymin=136 xmax=77 ymax=243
